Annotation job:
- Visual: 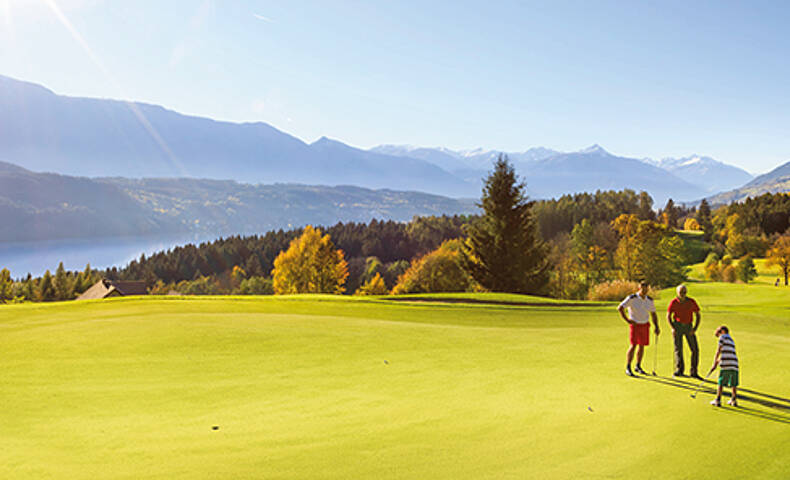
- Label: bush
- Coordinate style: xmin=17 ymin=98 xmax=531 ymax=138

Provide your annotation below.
xmin=355 ymin=273 xmax=389 ymax=295
xmin=721 ymin=264 xmax=736 ymax=283
xmin=237 ymin=276 xmax=274 ymax=295
xmin=735 ymin=256 xmax=757 ymax=283
xmin=588 ymin=280 xmax=659 ymax=301
xmin=392 ymin=239 xmax=474 ymax=294
xmin=176 ymin=276 xmax=221 ymax=295
xmin=684 ymin=218 xmax=701 ymax=231
xmin=703 ymin=252 xmax=721 ymax=281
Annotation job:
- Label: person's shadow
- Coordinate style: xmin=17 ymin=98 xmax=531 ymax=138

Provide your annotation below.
xmin=635 ymin=375 xmax=790 ymax=425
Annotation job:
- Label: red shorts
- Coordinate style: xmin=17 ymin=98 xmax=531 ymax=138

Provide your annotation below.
xmin=629 ymin=323 xmax=650 ymax=346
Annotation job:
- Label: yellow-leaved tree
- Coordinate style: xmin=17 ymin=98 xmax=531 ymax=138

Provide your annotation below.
xmin=767 ymin=235 xmax=790 ymax=286
xmin=272 ymin=225 xmax=349 ymax=294
xmin=355 ymin=272 xmax=389 ymax=295
xmin=392 ymin=239 xmax=476 ymax=294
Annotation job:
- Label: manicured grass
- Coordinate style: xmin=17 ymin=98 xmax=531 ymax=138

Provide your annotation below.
xmin=1 ymin=287 xmax=789 ymax=479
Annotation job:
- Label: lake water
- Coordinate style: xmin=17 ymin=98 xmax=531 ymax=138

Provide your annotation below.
xmin=0 ymin=234 xmax=221 ymax=278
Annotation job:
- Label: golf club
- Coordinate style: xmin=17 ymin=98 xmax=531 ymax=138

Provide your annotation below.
xmin=690 ymin=371 xmax=713 ymax=399
xmin=651 ymin=330 xmax=658 ymax=376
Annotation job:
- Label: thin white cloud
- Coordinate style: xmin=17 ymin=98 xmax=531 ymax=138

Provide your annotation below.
xmin=253 ymin=13 xmax=273 ymax=23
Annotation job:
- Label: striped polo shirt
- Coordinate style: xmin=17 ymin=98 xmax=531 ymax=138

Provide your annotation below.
xmin=719 ymin=333 xmax=739 ymax=371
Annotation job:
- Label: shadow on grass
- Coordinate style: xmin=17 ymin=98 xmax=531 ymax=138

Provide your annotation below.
xmin=633 ymin=375 xmax=790 ymax=425
xmin=383 ymin=297 xmax=606 ymax=307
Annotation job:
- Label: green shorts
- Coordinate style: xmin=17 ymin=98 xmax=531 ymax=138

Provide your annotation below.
xmin=719 ymin=369 xmax=739 ymax=387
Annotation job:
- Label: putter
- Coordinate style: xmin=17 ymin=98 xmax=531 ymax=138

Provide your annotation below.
xmin=651 ymin=330 xmax=658 ymax=376
xmin=690 ymin=371 xmax=713 ymax=399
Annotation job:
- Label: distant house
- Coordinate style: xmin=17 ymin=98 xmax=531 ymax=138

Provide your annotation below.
xmin=77 ymin=279 xmax=148 ymax=300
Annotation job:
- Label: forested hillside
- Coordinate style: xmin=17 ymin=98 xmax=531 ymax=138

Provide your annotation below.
xmin=0 ymin=161 xmax=476 ymax=242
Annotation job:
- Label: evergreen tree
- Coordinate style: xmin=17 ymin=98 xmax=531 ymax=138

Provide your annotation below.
xmin=22 ymin=274 xmax=36 ymax=301
xmin=39 ymin=270 xmax=56 ymax=301
xmin=53 ymin=262 xmax=73 ymax=301
xmin=696 ymin=199 xmax=714 ymax=241
xmin=661 ymin=198 xmax=678 ymax=228
xmin=637 ymin=191 xmax=655 ymax=221
xmin=463 ymin=155 xmax=549 ymax=294
xmin=0 ymin=268 xmax=13 ymax=303
xmin=77 ymin=264 xmax=95 ymax=293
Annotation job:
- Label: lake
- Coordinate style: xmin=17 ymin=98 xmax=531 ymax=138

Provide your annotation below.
xmin=0 ymin=234 xmax=221 ymax=278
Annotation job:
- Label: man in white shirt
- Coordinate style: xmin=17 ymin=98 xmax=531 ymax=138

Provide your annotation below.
xmin=618 ymin=281 xmax=660 ymax=376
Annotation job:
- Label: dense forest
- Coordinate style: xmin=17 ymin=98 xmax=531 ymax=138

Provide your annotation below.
xmin=2 ymin=186 xmax=789 ymax=303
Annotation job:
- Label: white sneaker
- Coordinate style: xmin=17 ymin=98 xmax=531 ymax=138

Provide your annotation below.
xmin=727 ymin=398 xmax=738 ymax=407
xmin=710 ymin=399 xmax=721 ymax=407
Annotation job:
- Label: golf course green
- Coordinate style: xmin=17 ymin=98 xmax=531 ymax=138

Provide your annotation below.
xmin=2 ymin=284 xmax=788 ymax=478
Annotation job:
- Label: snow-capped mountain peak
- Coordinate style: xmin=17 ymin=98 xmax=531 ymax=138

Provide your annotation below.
xmin=578 ymin=144 xmax=610 ymax=155
xmin=680 ymin=156 xmax=703 ymax=167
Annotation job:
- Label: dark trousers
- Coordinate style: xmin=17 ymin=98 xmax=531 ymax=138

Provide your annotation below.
xmin=673 ymin=322 xmax=699 ymax=375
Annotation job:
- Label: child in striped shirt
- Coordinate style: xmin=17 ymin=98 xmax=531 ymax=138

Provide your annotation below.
xmin=707 ymin=325 xmax=739 ymax=407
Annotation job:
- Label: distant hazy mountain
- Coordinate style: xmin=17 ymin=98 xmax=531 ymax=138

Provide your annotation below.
xmin=371 ymin=145 xmax=478 ymax=173
xmin=374 ymin=144 xmax=702 ymax=205
xmin=0 ymin=161 xmax=182 ymax=242
xmin=370 ymin=145 xmax=563 ymax=190
xmin=655 ymin=155 xmax=753 ymax=194
xmin=371 ymin=145 xmax=559 ymax=174
xmin=0 ymin=75 xmax=475 ymax=198
xmin=520 ymin=145 xmax=701 ymax=205
xmin=706 ymin=160 xmax=790 ymax=205
xmin=0 ymin=161 xmax=476 ymax=243
xmin=1 ymin=74 xmax=765 ymax=206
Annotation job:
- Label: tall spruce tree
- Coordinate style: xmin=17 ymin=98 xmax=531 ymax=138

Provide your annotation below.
xmin=662 ymin=198 xmax=678 ymax=228
xmin=463 ymin=155 xmax=549 ymax=294
xmin=0 ymin=268 xmax=13 ymax=303
xmin=54 ymin=262 xmax=73 ymax=301
xmin=697 ymin=199 xmax=714 ymax=241
xmin=39 ymin=270 xmax=56 ymax=301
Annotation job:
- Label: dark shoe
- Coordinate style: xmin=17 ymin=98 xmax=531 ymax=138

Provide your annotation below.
xmin=673 ymin=371 xmax=685 ymax=377
xmin=689 ymin=373 xmax=702 ymax=380
xmin=634 ymin=365 xmax=647 ymax=375
xmin=625 ymin=367 xmax=635 ymax=377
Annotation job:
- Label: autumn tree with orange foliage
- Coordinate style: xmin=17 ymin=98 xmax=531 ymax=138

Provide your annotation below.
xmin=271 ymin=225 xmax=349 ymax=294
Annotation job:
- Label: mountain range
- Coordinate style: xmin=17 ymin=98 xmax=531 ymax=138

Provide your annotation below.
xmin=650 ymin=155 xmax=754 ymax=194
xmin=0 ymin=73 xmax=785 ymax=215
xmin=705 ymin=161 xmax=790 ymax=205
xmin=0 ymin=75 xmax=473 ymax=197
xmin=373 ymin=144 xmax=754 ymax=204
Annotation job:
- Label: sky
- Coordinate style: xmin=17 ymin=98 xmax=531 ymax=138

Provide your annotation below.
xmin=1 ymin=0 xmax=789 ymax=174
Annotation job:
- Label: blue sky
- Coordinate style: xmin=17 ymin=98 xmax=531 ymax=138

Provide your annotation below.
xmin=1 ymin=0 xmax=788 ymax=173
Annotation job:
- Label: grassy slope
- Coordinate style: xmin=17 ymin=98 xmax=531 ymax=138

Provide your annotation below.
xmin=1 ymin=288 xmax=789 ymax=479
xmin=688 ymin=257 xmax=782 ymax=285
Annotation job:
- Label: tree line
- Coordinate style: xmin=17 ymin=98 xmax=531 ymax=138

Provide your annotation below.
xmin=3 ymin=158 xmax=790 ymax=303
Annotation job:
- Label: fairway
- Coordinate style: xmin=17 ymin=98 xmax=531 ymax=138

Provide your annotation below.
xmin=1 ymin=288 xmax=789 ymax=479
